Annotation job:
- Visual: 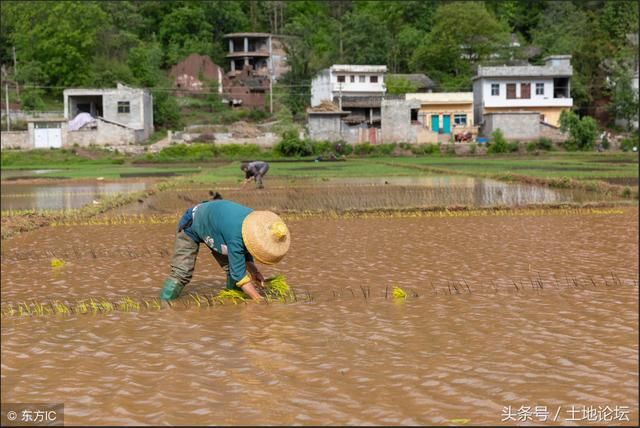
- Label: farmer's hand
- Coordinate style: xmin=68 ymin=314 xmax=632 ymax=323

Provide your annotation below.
xmin=246 ymin=262 xmax=265 ymax=288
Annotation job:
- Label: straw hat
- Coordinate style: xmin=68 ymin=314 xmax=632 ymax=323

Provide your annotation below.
xmin=242 ymin=211 xmax=290 ymax=265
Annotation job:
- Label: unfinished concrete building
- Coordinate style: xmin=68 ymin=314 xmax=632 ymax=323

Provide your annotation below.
xmin=223 ymin=33 xmax=289 ymax=82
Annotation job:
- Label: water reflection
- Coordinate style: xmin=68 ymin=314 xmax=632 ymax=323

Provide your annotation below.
xmin=1 ymin=182 xmax=146 ymax=211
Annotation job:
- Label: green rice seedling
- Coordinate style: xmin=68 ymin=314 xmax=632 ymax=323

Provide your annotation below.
xmin=392 ymin=286 xmax=407 ymax=299
xmin=50 ymin=258 xmax=66 ymax=268
xmin=264 ymin=274 xmax=293 ymax=301
xmin=214 ymin=289 xmax=248 ymax=304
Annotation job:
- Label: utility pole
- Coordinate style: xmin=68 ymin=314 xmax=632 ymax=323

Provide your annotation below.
xmin=269 ymin=36 xmax=273 ymax=114
xmin=5 ymin=82 xmax=11 ymax=131
xmin=13 ymin=46 xmax=18 ymax=96
xmin=338 ymin=83 xmax=342 ymax=111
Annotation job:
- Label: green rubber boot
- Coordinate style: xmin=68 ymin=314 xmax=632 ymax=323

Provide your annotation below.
xmin=160 ymin=278 xmax=184 ymax=301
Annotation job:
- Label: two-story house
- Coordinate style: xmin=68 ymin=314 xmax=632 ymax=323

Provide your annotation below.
xmin=473 ymin=55 xmax=573 ymax=128
xmin=311 ymin=65 xmax=387 ymax=125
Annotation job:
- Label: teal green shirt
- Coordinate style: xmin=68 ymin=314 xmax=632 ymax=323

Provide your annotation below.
xmin=190 ymin=200 xmax=254 ymax=283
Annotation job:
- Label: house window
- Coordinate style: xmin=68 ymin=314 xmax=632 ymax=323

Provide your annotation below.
xmin=370 ymin=75 xmax=378 ymax=83
xmin=521 ymin=82 xmax=531 ymax=99
xmin=536 ymin=83 xmax=544 ymax=95
xmin=411 ymin=108 xmax=419 ymax=123
xmin=491 ymin=83 xmax=499 ymax=96
xmin=337 ymin=75 xmax=345 ymax=83
xmin=454 ymin=114 xmax=467 ymax=126
xmin=350 ymin=75 xmax=355 ymax=83
xmin=506 ymin=83 xmax=516 ymax=99
xmin=117 ymin=101 xmax=130 ymax=113
xmin=359 ymin=75 xmax=365 ymax=83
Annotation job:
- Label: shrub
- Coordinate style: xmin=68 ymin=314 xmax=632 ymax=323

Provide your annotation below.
xmin=536 ymin=137 xmax=553 ymax=151
xmin=411 ymin=144 xmax=439 ymax=155
xmin=526 ymin=142 xmax=537 ymax=152
xmin=311 ymin=140 xmax=334 ymax=156
xmin=487 ymin=128 xmax=508 ymax=154
xmin=601 ymin=135 xmax=610 ymax=150
xmin=468 ymin=144 xmax=477 ymax=154
xmin=274 ymin=129 xmax=313 ymax=157
xmin=340 ymin=142 xmax=353 ymax=155
xmin=354 ymin=143 xmax=375 ymax=155
xmin=507 ymin=141 xmax=520 ymax=153
xmin=376 ymin=143 xmax=397 ymax=155
xmin=620 ymin=134 xmax=639 ymax=152
xmin=248 ymin=109 xmax=269 ymax=122
xmin=559 ymin=110 xmax=598 ymax=151
xmin=445 ymin=144 xmax=456 ymax=155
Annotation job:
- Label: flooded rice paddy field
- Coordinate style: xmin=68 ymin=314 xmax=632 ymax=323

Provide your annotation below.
xmin=1 ymin=190 xmax=637 ymax=426
xmin=113 ymin=175 xmax=621 ymax=216
xmin=1 ymin=181 xmax=147 ymax=211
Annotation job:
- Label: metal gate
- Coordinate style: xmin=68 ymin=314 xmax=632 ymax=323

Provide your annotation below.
xmin=33 ymin=122 xmax=62 ymax=148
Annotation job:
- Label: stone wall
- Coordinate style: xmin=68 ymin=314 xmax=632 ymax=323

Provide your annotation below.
xmin=66 ymin=119 xmax=138 ymax=147
xmin=0 ymin=131 xmax=30 ymax=150
xmin=481 ymin=112 xmax=541 ymax=140
xmin=381 ymin=98 xmax=421 ymax=143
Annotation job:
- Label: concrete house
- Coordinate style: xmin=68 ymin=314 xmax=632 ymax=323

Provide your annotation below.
xmin=308 ymin=65 xmax=387 ymax=144
xmin=63 ymin=83 xmax=154 ymax=145
xmin=223 ymin=32 xmax=289 ymax=81
xmin=473 ymin=55 xmax=573 ymax=138
xmin=382 ymin=93 xmax=476 ymax=144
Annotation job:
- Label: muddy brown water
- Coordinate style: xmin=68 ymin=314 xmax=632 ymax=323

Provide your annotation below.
xmin=1 ymin=204 xmax=637 ymax=425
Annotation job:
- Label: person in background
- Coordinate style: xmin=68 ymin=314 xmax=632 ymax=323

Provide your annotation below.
xmin=160 ymin=199 xmax=290 ymax=302
xmin=241 ymin=160 xmax=270 ymax=189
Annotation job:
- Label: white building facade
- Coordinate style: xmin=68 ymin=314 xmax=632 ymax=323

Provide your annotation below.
xmin=473 ymin=55 xmax=573 ymax=127
xmin=311 ymin=65 xmax=387 ymax=107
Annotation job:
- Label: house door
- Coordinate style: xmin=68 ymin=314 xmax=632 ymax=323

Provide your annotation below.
xmin=431 ymin=115 xmax=440 ymax=132
xmin=442 ymin=115 xmax=451 ymax=134
xmin=521 ymin=83 xmax=531 ymax=99
xmin=34 ymin=122 xmax=62 ymax=148
xmin=506 ymin=83 xmax=516 ymax=99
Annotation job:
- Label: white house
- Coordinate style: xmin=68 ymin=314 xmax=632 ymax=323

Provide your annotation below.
xmin=63 ymin=83 xmax=154 ymax=142
xmin=310 ymin=65 xmax=387 ymax=128
xmin=473 ymin=55 xmax=573 ymax=128
xmin=311 ymin=65 xmax=387 ymax=107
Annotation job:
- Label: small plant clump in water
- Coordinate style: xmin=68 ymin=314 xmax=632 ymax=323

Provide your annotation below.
xmin=50 ymin=258 xmax=66 ymax=268
xmin=264 ymin=274 xmax=294 ymax=301
xmin=392 ymin=286 xmax=407 ymax=299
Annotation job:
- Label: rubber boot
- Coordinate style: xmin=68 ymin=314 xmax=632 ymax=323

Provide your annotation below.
xmin=160 ymin=278 xmax=184 ymax=301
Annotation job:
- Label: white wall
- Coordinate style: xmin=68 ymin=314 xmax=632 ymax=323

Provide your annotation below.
xmin=329 ymin=73 xmax=385 ymax=94
xmin=311 ymin=70 xmax=332 ymax=107
xmin=480 ymin=78 xmax=572 ymax=108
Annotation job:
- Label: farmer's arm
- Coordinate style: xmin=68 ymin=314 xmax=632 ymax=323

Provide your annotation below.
xmin=246 ymin=260 xmax=265 ymax=287
xmin=228 ymin=244 xmax=263 ymax=301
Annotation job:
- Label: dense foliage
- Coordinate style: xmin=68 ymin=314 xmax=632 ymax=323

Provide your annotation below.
xmin=1 ymin=0 xmax=638 ymax=126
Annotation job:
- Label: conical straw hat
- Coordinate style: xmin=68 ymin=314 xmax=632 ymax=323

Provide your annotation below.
xmin=242 ymin=211 xmax=290 ymax=265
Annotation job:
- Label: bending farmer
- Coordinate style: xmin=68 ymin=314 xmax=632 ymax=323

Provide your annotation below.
xmin=160 ymin=200 xmax=290 ymax=301
xmin=241 ymin=160 xmax=270 ymax=189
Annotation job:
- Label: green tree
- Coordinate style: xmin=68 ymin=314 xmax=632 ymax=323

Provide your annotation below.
xmin=152 ymin=86 xmax=182 ymax=130
xmin=384 ymin=76 xmax=418 ymax=95
xmin=559 ymin=110 xmax=598 ymax=151
xmin=158 ymin=5 xmax=213 ymax=66
xmin=410 ymin=2 xmax=509 ymax=90
xmin=128 ymin=40 xmax=163 ymax=87
xmin=609 ymin=67 xmax=639 ymax=131
xmin=6 ymin=1 xmax=108 ymax=88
